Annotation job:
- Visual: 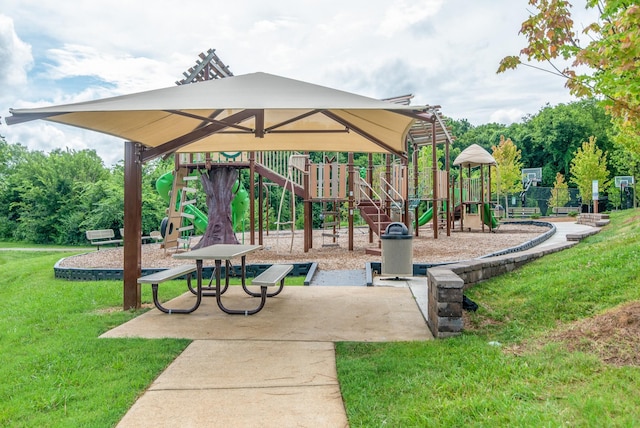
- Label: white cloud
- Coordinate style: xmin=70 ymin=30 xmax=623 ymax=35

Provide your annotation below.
xmin=0 ymin=0 xmax=600 ymax=165
xmin=489 ymin=108 xmax=526 ymax=124
xmin=2 ymin=121 xmax=123 ymax=166
xmin=0 ymin=14 xmax=33 ymax=90
xmin=44 ymin=44 xmax=176 ymax=94
xmin=377 ymin=0 xmax=444 ymax=36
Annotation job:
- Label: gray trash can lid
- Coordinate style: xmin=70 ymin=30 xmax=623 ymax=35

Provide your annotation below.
xmin=381 ymin=222 xmax=411 ymax=239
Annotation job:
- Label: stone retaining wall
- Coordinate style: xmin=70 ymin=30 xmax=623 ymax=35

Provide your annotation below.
xmin=427 ymin=241 xmax=578 ymax=338
xmin=577 ymin=213 xmax=610 ymax=227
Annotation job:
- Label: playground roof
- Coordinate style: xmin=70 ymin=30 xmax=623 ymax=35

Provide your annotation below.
xmin=453 ymin=143 xmax=496 ymax=167
xmin=6 ymin=72 xmax=435 ymax=160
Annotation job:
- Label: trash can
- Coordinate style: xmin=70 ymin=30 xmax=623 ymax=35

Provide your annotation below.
xmin=381 ymin=222 xmax=413 ymax=277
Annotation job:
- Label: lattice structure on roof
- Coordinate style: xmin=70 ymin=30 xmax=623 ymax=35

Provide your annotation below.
xmin=383 ymin=95 xmax=454 ymax=146
xmin=176 ymin=48 xmax=233 ymax=85
xmin=407 ymin=108 xmax=454 ymax=146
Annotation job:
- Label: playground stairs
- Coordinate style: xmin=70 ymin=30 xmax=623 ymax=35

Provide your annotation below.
xmin=357 ymin=200 xmax=393 ymax=235
xmin=357 ymin=200 xmax=393 ymax=256
xmin=577 ymin=213 xmax=610 ymax=228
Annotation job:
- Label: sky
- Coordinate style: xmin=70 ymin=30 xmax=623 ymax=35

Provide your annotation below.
xmin=0 ymin=0 xmax=597 ymax=166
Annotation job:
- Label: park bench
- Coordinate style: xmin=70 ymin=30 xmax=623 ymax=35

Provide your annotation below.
xmin=119 ymin=228 xmax=153 ymax=244
xmin=149 ymin=230 xmax=163 ymax=242
xmin=551 ymin=206 xmax=581 ymax=216
xmin=137 ymin=265 xmax=197 ymax=314
xmin=507 ymin=207 xmax=540 ymax=218
xmin=85 ymin=229 xmax=123 ymax=250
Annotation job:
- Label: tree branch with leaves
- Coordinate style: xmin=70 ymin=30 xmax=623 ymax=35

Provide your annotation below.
xmin=498 ymin=0 xmax=640 ymax=156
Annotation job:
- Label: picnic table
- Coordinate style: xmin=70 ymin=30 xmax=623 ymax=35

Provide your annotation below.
xmin=173 ymin=244 xmax=267 ymax=315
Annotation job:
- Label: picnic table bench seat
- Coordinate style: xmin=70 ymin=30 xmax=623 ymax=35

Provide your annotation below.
xmin=231 ymin=264 xmax=293 ymax=315
xmin=86 ymin=229 xmax=123 ymax=250
xmin=247 ymin=264 xmax=294 ymax=297
xmin=137 ymin=265 xmax=198 ymax=314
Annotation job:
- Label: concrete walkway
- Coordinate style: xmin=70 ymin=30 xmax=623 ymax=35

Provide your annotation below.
xmin=108 ymin=286 xmax=431 ymax=427
xmin=108 ymin=220 xmax=595 ymax=427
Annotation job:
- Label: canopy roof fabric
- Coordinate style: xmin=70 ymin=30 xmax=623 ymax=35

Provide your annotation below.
xmin=6 ymin=72 xmax=434 ymax=160
xmin=453 ymin=143 xmax=496 ymax=167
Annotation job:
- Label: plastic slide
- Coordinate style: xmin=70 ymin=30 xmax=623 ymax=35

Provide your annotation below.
xmin=155 ymin=171 xmax=249 ymax=234
xmin=483 ymin=203 xmax=500 ymax=229
xmin=416 ymin=207 xmax=433 ymax=227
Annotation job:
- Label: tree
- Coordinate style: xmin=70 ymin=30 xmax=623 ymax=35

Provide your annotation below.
xmin=548 ymin=172 xmax=571 ymax=209
xmin=193 ymin=166 xmax=240 ymax=248
xmin=498 ymin=1 xmax=640 ymax=157
xmin=570 ymin=136 xmax=610 ymax=207
xmin=607 ymin=182 xmax=622 ymax=209
xmin=453 ymin=122 xmax=509 ymax=153
xmin=11 ymin=148 xmax=109 ymax=244
xmin=523 ymin=99 xmax=614 ymax=181
xmin=491 ymin=136 xmax=523 ymax=211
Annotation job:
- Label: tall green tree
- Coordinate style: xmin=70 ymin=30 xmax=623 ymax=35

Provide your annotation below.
xmin=453 ymin=122 xmax=508 ymax=153
xmin=491 ymin=136 xmax=524 ymax=210
xmin=570 ymin=136 xmax=610 ymax=206
xmin=522 ymin=100 xmax=614 ymax=182
xmin=548 ymin=172 xmax=571 ymax=209
xmin=13 ymin=148 xmax=109 ymax=244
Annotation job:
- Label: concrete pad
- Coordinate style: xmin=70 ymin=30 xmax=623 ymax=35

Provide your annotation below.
xmin=117 ymin=340 xmax=347 ymax=427
xmin=101 ymin=285 xmax=432 ymax=342
xmin=373 ymin=276 xmax=428 ymax=322
xmin=118 ymin=384 xmax=347 ymax=428
xmin=149 ymin=340 xmax=338 ymax=390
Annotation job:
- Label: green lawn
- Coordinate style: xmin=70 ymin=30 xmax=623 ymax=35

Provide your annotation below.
xmin=336 ymin=209 xmax=640 ymax=426
xmin=0 ymin=249 xmax=191 ymax=427
xmin=2 ymin=210 xmax=639 ymax=426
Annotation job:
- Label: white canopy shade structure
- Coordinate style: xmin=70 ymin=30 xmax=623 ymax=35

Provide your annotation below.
xmin=5 ymin=71 xmax=437 ymax=310
xmin=6 ymin=72 xmax=435 ymax=160
xmin=453 ymin=143 xmax=496 ymax=167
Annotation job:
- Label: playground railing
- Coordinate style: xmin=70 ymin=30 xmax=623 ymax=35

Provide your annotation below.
xmin=379 ymin=174 xmax=404 ymax=212
xmin=258 ymin=151 xmax=306 ymax=187
xmin=354 ymin=175 xmax=385 ymax=238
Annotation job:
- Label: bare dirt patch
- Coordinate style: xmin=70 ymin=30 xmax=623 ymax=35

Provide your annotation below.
xmin=60 ymin=223 xmax=549 ymax=271
xmin=503 ymin=302 xmax=640 ymax=367
xmin=546 ymin=302 xmax=640 ymax=367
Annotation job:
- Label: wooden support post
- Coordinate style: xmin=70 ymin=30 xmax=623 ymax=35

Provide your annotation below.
xmin=367 ymin=153 xmax=374 ymax=244
xmin=249 ymin=152 xmax=256 ymax=245
xmin=445 ymin=130 xmax=451 ymax=236
xmin=348 ymin=152 xmax=354 ymax=251
xmin=432 ymin=122 xmax=438 ymax=239
xmin=385 ymin=154 xmax=392 ymax=217
xmin=258 ymin=175 xmax=263 ymax=246
xmin=403 ymin=156 xmax=409 ymax=227
xmin=123 ymin=141 xmax=142 ymax=310
xmin=480 ymin=165 xmax=485 ymax=232
xmin=304 ymin=155 xmax=312 ymax=252
xmin=487 ymin=163 xmax=492 ymax=231
xmin=413 ymin=142 xmax=419 ymax=237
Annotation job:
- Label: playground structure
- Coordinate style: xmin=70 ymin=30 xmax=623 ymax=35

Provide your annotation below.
xmin=152 ymin=99 xmax=505 ymax=255
xmin=154 ymin=68 xmax=460 ymax=255
xmin=160 ymin=143 xmax=450 ymax=256
xmin=453 ymin=144 xmax=499 ymax=232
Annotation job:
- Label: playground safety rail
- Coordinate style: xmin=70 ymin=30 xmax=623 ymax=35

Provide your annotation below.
xmin=354 ymin=174 xmax=388 ymax=238
xmin=379 ymin=174 xmax=405 ymax=213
